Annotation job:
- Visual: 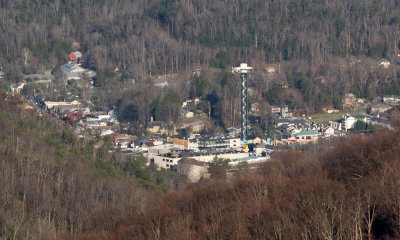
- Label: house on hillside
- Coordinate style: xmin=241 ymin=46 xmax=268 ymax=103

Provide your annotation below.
xmin=177 ymin=120 xmax=204 ymax=134
xmin=23 ymin=71 xmax=54 ymax=84
xmin=270 ymin=106 xmax=281 ymax=114
xmin=343 ymin=93 xmax=357 ymax=109
xmin=68 ymin=51 xmax=82 ymax=63
xmin=74 ymin=79 xmax=93 ymax=89
xmin=368 ymin=117 xmax=393 ymax=130
xmin=154 ymin=81 xmax=169 ymax=88
xmin=7 ymin=83 xmax=25 ymax=94
xmin=193 ymin=69 xmax=202 ymax=77
xmin=61 ymin=63 xmax=96 ymax=84
xmin=378 ymin=58 xmax=390 ymax=68
xmin=383 ymin=96 xmax=400 ymax=104
xmin=146 ymin=121 xmax=177 ymax=136
xmin=227 ymin=126 xmax=241 ymax=137
xmin=280 ymin=106 xmax=292 ymax=118
xmin=181 ymin=109 xmax=194 ymax=118
xmin=275 ymin=118 xmax=307 ymax=128
xmin=182 ymin=98 xmax=201 ymax=108
xmin=265 ymin=66 xmax=276 ymax=74
xmin=323 ymin=107 xmax=339 ymax=114
xmin=370 ymin=103 xmax=392 ymax=114
xmin=0 ymin=70 xmax=5 ymax=81
xmin=45 ymin=100 xmax=82 ymax=114
xmin=250 ymin=103 xmax=261 ymax=116
xmin=265 ymin=64 xmax=278 ymax=77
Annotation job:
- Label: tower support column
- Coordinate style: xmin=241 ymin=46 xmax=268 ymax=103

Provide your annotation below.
xmin=240 ymin=73 xmax=248 ymax=140
xmin=232 ymin=63 xmax=253 ymax=141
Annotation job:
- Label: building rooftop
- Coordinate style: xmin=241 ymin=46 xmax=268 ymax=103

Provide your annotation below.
xmin=369 ymin=117 xmax=392 ymax=126
xmin=354 ymin=114 xmax=367 ymax=119
xmin=229 ymin=155 xmax=269 ymax=165
xmin=276 ymin=118 xmax=307 ymax=125
xmin=148 ymin=143 xmax=181 ymax=150
xmin=23 ymin=71 xmax=54 ymax=82
xmin=294 ymin=131 xmax=319 ymax=136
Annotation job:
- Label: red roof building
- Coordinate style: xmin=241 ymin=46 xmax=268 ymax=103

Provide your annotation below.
xmin=68 ymin=51 xmax=83 ymax=63
xmin=66 ymin=113 xmax=79 ymax=121
xmin=144 ymin=142 xmax=155 ymax=147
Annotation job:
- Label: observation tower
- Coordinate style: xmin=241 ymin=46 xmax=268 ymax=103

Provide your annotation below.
xmin=232 ymin=63 xmax=253 ymax=141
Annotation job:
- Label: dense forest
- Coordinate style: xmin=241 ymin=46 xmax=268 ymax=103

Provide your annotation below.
xmin=1 ymin=0 xmax=399 ymax=76
xmin=1 ymin=0 xmax=400 ymax=124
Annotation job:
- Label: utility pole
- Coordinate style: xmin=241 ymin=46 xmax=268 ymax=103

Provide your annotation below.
xmin=232 ymin=63 xmax=253 ymax=141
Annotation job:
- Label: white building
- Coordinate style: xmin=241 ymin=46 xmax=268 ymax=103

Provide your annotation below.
xmin=0 ymin=70 xmax=5 ymax=81
xmin=147 ymin=144 xmax=184 ymax=155
xmin=44 ymin=100 xmax=81 ymax=109
xmin=229 ymin=138 xmax=241 ymax=149
xmin=370 ymin=103 xmax=392 ymax=114
xmin=181 ymin=109 xmax=194 ymax=118
xmin=378 ymin=59 xmax=390 ymax=68
xmin=151 ymin=154 xmax=181 ymax=170
xmin=186 ymin=152 xmax=249 ymax=163
xmin=324 ymin=126 xmax=335 ymax=136
xmin=188 ymin=139 xmax=199 ymax=151
xmin=383 ymin=96 xmax=400 ymax=104
xmin=61 ymin=63 xmax=95 ymax=81
xmin=344 ymin=116 xmax=356 ymax=130
xmin=151 ymin=151 xmax=249 ymax=170
xmin=294 ymin=131 xmax=320 ymax=144
xmin=8 ymin=83 xmax=25 ymax=93
xmin=154 ymin=81 xmax=169 ymax=88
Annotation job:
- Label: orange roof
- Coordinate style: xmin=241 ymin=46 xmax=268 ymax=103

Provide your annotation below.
xmin=113 ymin=134 xmax=137 ymax=143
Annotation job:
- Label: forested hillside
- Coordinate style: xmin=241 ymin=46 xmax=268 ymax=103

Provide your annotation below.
xmin=0 ymin=91 xmax=186 ymax=239
xmin=1 ymin=0 xmax=399 ymax=77
xmin=2 ymin=1 xmax=400 ymax=239
xmin=1 ymin=0 xmax=400 ymax=128
xmin=71 ymin=119 xmax=400 ymax=240
xmin=3 ymin=89 xmax=400 ymax=239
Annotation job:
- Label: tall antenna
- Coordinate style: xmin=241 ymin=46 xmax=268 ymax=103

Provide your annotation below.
xmin=232 ymin=63 xmax=253 ymax=141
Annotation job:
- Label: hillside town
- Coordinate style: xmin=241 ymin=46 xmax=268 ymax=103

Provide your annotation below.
xmin=2 ymin=52 xmax=396 ymax=183
xmin=3 ymin=2 xmax=400 ymax=239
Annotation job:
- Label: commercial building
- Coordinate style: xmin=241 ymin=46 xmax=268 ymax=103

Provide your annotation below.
xmin=294 ymin=131 xmax=320 ymax=144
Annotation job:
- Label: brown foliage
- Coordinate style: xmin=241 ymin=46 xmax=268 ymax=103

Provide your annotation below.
xmin=70 ymin=128 xmax=400 ymax=240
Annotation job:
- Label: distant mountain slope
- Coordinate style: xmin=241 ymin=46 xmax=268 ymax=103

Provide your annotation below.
xmin=0 ymin=0 xmax=399 ymax=78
